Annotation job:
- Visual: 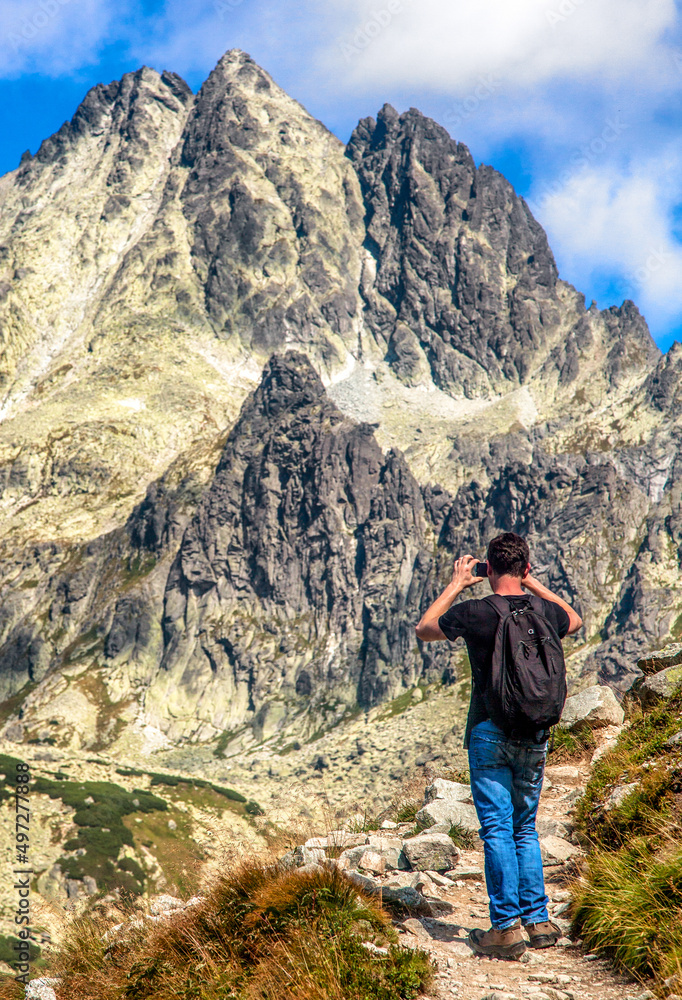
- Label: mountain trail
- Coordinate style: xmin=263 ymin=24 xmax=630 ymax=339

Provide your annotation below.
xmin=397 ymin=752 xmax=645 ymax=1000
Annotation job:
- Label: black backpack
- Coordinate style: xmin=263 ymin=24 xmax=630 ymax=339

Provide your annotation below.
xmin=483 ymin=595 xmax=567 ymax=741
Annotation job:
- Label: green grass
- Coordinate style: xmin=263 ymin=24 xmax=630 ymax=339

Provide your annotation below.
xmin=376 ymin=686 xmax=429 ymax=722
xmin=32 ymin=776 xmax=168 ymax=896
xmin=573 ymin=840 xmax=682 ymax=981
xmin=115 ymin=767 xmax=248 ymax=804
xmin=571 ymin=690 xmax=682 ymax=988
xmin=548 ymin=723 xmax=597 ymax=762
xmin=574 ymin=693 xmax=682 ymax=846
xmin=447 ymin=823 xmax=479 ymax=850
xmin=395 ymin=802 xmax=421 ymax=824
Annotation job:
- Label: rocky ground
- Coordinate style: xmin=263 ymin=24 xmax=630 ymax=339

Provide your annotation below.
xmin=21 ymin=719 xmax=649 ymax=1000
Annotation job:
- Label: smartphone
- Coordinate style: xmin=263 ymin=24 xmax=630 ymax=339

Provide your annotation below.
xmin=475 ymin=561 xmax=488 ymax=578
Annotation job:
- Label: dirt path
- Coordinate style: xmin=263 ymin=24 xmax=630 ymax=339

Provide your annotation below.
xmin=397 ymin=864 xmax=644 ymax=1000
xmin=391 ymin=742 xmax=650 ymax=1000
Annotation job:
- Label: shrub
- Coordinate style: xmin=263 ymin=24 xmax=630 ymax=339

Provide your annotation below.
xmin=33 ymin=777 xmax=167 ymax=896
xmin=548 ymin=723 xmax=596 ymax=762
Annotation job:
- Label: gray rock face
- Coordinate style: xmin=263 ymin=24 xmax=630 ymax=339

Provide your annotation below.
xmin=560 ymin=686 xmax=625 ymax=730
xmin=0 ymin=48 xmax=681 ymax=753
xmin=417 ymin=779 xmax=478 ymax=832
xmin=25 ymin=981 xmax=60 ymax=1000
xmin=348 ymin=105 xmax=561 ymax=397
xmin=540 ymin=835 xmax=580 ymax=865
xmin=603 ymin=782 xmax=639 ymax=812
xmin=147 ymin=351 xmax=451 ymax=738
xmin=637 ymin=642 xmax=682 ymax=675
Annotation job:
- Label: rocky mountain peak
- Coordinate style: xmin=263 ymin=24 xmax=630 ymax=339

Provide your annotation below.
xmin=25 ymin=66 xmax=192 ymax=172
xmin=347 ymin=102 xmax=568 ymax=395
xmin=0 ymin=48 xmax=680 ymax=760
xmin=240 ymin=350 xmax=328 ymax=421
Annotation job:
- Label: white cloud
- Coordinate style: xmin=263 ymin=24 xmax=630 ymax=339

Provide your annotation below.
xmin=314 ymin=0 xmax=677 ymax=94
xmin=531 ymin=150 xmax=682 ymax=333
xmin=0 ymin=0 xmax=118 ymax=77
xmin=124 ymin=1 xmax=238 ymax=79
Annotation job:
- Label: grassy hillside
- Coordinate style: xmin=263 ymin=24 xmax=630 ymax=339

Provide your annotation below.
xmin=570 ymin=692 xmax=682 ymax=990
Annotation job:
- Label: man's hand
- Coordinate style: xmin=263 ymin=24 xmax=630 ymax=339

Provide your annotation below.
xmin=523 ymin=573 xmax=583 ymax=635
xmin=415 ymin=554 xmax=484 ymax=642
xmin=451 ymin=554 xmax=485 ymax=591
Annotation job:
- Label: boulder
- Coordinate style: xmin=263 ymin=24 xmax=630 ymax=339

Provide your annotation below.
xmin=149 ymin=894 xmax=184 ymax=915
xmin=665 ymin=731 xmax=682 ymax=748
xmin=426 ymin=871 xmax=455 ymax=888
xmin=366 ymin=834 xmax=409 ymax=870
xmin=603 ymin=782 xmax=639 ymax=812
xmin=637 ymin=664 xmax=682 ymax=708
xmin=325 ymin=831 xmax=368 ymax=848
xmin=416 ymin=799 xmax=480 ymax=833
xmin=537 ymin=816 xmax=572 ymax=840
xmin=358 ymin=850 xmax=386 ymax=874
xmin=637 ymin=642 xmax=682 ymax=675
xmin=540 ymin=836 xmax=580 ymax=865
xmin=304 ymin=836 xmax=328 ymax=849
xmin=417 ymin=779 xmax=473 ymax=828
xmin=424 ymin=777 xmax=472 ymax=805
xmin=293 ymin=845 xmax=325 ymax=866
xmin=402 ymin=832 xmax=460 ymax=872
xmin=337 ymin=844 xmax=371 ymax=869
xmin=26 ymin=981 xmax=60 ymax=1000
xmin=400 ymin=916 xmax=430 ymax=938
xmin=544 ymin=765 xmax=581 ymax=786
xmin=446 ymin=865 xmax=483 ymax=879
xmin=560 ymin=685 xmax=624 ymax=729
xmin=346 ymin=872 xmax=433 ymax=915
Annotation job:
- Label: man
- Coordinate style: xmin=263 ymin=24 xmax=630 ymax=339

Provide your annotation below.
xmin=415 ymin=532 xmax=582 ymax=960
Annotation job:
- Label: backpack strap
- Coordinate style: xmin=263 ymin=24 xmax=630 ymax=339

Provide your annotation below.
xmin=485 ymin=594 xmax=534 ymax=618
xmin=526 ymin=595 xmax=546 ymax=616
xmin=485 ymin=594 xmax=513 ymax=618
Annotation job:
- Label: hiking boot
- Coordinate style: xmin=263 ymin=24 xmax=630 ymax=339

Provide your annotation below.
xmin=524 ymin=919 xmax=562 ymax=948
xmin=468 ymin=919 xmax=527 ymax=959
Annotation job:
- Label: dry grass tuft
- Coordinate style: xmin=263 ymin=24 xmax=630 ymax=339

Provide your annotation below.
xmin=42 ymin=857 xmax=432 ymax=1000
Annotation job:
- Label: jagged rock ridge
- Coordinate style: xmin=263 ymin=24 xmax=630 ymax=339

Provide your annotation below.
xmin=0 ymin=49 xmax=679 ymax=752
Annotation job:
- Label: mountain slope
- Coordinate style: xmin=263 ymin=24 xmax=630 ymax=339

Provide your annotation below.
xmin=0 ymin=48 xmax=679 ymax=755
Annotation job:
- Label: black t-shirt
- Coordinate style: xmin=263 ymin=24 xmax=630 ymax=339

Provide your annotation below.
xmin=439 ymin=594 xmax=570 ymax=748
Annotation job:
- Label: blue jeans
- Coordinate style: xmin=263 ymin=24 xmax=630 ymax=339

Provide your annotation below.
xmin=468 ymin=719 xmax=549 ymax=929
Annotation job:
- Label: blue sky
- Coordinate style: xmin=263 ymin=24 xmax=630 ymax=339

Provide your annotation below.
xmin=2 ymin=0 xmax=682 ymax=351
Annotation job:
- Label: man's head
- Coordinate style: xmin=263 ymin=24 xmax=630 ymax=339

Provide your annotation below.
xmin=487 ymin=532 xmax=530 ymax=580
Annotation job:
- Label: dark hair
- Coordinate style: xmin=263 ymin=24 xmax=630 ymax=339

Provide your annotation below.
xmin=487 ymin=532 xmax=529 ymax=578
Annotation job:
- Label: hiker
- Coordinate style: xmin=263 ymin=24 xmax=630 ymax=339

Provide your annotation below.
xmin=415 ymin=531 xmax=583 ymax=959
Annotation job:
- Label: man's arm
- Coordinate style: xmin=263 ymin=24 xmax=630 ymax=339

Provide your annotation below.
xmin=522 ymin=574 xmax=583 ymax=634
xmin=415 ymin=555 xmax=483 ymax=642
